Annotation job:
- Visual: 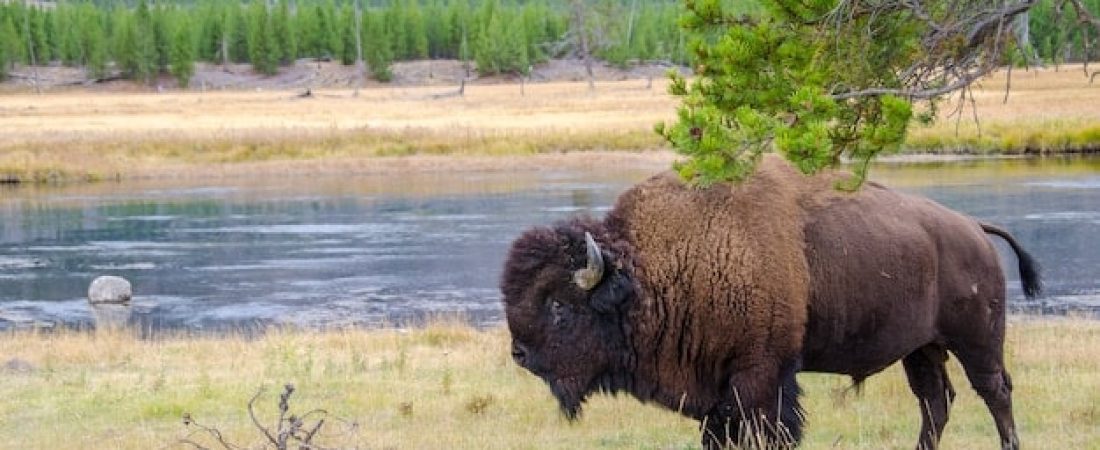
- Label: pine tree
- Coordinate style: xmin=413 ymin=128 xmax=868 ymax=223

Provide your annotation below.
xmin=171 ymin=15 xmax=196 ymax=87
xmin=81 ymin=8 xmax=108 ymax=79
xmin=363 ymin=10 xmax=392 ymax=81
xmin=386 ymin=2 xmax=408 ymax=60
xmin=0 ymin=16 xmax=20 ymax=79
xmin=58 ymin=4 xmax=82 ymax=66
xmin=406 ymin=0 xmax=428 ymax=60
xmin=197 ymin=3 xmax=225 ymax=62
xmin=522 ymin=0 xmax=550 ymax=64
xmin=112 ymin=11 xmax=137 ymax=75
xmin=500 ymin=9 xmax=528 ymax=74
xmin=40 ymin=6 xmax=57 ymax=63
xmin=113 ymin=5 xmax=157 ymax=84
xmin=297 ymin=4 xmax=322 ymax=58
xmin=3 ymin=9 xmax=24 ymax=64
xmin=247 ymin=1 xmax=278 ymax=75
xmin=338 ymin=4 xmax=357 ymax=65
xmin=318 ymin=1 xmax=341 ymax=60
xmin=152 ymin=5 xmax=172 ymax=72
xmin=660 ymin=0 xmax=1069 ymax=187
xmin=133 ymin=0 xmax=159 ymax=83
xmin=231 ymin=6 xmax=250 ymax=63
xmin=30 ymin=7 xmax=50 ymax=64
xmin=446 ymin=0 xmax=470 ymax=61
xmin=273 ymin=0 xmax=296 ymax=65
xmin=629 ymin=5 xmax=657 ymax=62
xmin=425 ymin=0 xmax=447 ymax=58
xmin=473 ymin=0 xmax=499 ymax=74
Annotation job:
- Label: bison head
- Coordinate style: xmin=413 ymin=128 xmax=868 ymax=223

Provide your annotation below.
xmin=500 ymin=221 xmax=636 ymax=419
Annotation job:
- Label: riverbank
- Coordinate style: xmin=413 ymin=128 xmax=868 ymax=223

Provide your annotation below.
xmin=1 ymin=318 xmax=1098 ymax=448
xmin=1 ymin=66 xmax=1099 ymax=184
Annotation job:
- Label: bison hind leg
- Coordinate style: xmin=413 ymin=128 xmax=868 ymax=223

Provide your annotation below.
xmin=777 ymin=358 xmax=806 ymax=445
xmin=903 ymin=344 xmax=956 ymax=450
xmin=951 ymin=346 xmax=1019 ymax=450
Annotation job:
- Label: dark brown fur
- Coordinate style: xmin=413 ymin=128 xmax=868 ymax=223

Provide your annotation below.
xmin=501 ymin=155 xmax=1039 ymax=449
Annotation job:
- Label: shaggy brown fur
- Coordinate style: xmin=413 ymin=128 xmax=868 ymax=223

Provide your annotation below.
xmin=501 ymin=155 xmax=1040 ymax=449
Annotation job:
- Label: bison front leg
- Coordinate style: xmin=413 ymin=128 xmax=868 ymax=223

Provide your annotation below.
xmin=701 ymin=359 xmax=804 ymax=449
xmin=902 ymin=345 xmax=956 ymax=450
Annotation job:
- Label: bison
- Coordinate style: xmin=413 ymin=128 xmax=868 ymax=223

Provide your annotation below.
xmin=501 ymin=155 xmax=1040 ymax=449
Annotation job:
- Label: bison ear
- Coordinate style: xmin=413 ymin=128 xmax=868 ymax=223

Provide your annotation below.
xmin=589 ymin=268 xmax=634 ymax=314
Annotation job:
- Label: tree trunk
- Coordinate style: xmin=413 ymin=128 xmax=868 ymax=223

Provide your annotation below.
xmin=1014 ymin=11 xmax=1040 ymax=67
xmin=24 ymin=0 xmax=40 ymax=94
xmin=353 ymin=0 xmax=364 ymax=97
xmin=626 ymin=0 xmax=638 ymax=49
xmin=221 ymin=34 xmax=229 ymax=71
xmin=571 ymin=0 xmax=594 ymax=91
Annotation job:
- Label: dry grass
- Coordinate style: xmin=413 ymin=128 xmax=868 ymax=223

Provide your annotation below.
xmin=1 ymin=318 xmax=1098 ymax=449
xmin=0 ymin=80 xmax=673 ymax=183
xmin=908 ymin=64 xmax=1100 ymax=154
xmin=1 ymin=67 xmax=1099 ymax=183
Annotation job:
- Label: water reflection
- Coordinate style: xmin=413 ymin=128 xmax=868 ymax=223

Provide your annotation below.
xmin=0 ymin=156 xmax=1097 ymax=330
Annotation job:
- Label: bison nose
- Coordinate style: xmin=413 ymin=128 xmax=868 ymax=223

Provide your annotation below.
xmin=511 ymin=341 xmax=529 ymax=366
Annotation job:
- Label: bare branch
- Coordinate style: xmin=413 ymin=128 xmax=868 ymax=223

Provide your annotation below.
xmin=965 ymin=1 xmax=1040 ymax=49
xmin=180 ymin=384 xmax=354 ymax=450
xmin=248 ymin=388 xmax=279 ymax=446
xmin=831 ymin=64 xmax=997 ymax=100
xmin=179 ymin=412 xmax=240 ymax=450
xmin=968 ymin=85 xmax=982 ymax=139
xmin=822 ymin=0 xmax=1100 ymax=101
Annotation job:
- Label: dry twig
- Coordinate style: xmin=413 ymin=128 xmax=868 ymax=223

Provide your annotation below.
xmin=179 ymin=384 xmax=355 ymax=450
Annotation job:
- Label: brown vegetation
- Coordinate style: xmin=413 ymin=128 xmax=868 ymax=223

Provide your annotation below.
xmin=0 ymin=65 xmax=1097 ymax=183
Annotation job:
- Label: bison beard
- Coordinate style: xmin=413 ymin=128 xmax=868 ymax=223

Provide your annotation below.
xmin=501 ymin=156 xmax=1040 ymax=450
xmin=549 ymin=377 xmax=585 ymax=420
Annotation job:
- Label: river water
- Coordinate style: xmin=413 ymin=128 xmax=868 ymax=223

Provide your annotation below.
xmin=1 ymin=156 xmax=1097 ymax=331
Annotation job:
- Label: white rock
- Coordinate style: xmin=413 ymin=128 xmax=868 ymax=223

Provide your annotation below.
xmin=88 ymin=276 xmax=132 ymax=304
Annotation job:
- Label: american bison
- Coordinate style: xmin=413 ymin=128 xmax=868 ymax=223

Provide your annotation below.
xmin=501 ymin=155 xmax=1040 ymax=449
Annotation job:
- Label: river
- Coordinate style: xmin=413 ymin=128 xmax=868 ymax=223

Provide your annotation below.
xmin=1 ymin=156 xmax=1097 ymax=331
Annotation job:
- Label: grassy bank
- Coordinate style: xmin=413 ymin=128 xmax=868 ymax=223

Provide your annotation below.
xmin=906 ymin=65 xmax=1100 ymax=155
xmin=2 ymin=318 xmax=1098 ymax=449
xmin=1 ymin=67 xmax=1099 ymax=184
xmin=0 ymin=80 xmax=672 ymax=184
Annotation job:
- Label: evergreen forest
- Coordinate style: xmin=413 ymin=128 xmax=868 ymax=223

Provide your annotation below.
xmin=0 ymin=0 xmax=1097 ymax=87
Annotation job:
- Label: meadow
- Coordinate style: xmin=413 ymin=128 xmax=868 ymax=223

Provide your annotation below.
xmin=2 ymin=65 xmax=1099 ymax=183
xmin=2 ymin=66 xmax=1099 ymax=449
xmin=1 ymin=318 xmax=1098 ymax=449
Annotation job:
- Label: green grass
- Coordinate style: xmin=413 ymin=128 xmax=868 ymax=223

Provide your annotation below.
xmin=4 ymin=120 xmax=1099 ymax=185
xmin=906 ymin=120 xmax=1100 ymax=155
xmin=2 ymin=318 xmax=1098 ymax=449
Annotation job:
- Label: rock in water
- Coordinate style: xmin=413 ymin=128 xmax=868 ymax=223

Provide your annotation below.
xmin=88 ymin=275 xmax=133 ymax=329
xmin=88 ymin=276 xmax=132 ymax=304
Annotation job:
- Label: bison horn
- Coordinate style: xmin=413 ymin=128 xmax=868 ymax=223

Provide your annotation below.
xmin=573 ymin=232 xmax=605 ymax=291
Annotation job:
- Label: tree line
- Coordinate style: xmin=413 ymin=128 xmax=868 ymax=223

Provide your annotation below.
xmin=1028 ymin=0 xmax=1100 ymax=65
xmin=1 ymin=1 xmax=1096 ymax=89
xmin=0 ymin=0 xmax=689 ymax=87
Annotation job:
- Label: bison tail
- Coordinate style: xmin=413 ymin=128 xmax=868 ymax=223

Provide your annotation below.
xmin=981 ymin=222 xmax=1043 ymax=299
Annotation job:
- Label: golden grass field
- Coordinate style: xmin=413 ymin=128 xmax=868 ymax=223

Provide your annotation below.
xmin=1 ymin=318 xmax=1098 ymax=449
xmin=1 ymin=65 xmax=1099 ymax=183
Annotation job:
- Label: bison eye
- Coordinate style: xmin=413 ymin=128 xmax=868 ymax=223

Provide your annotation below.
xmin=550 ymin=299 xmax=567 ymax=324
